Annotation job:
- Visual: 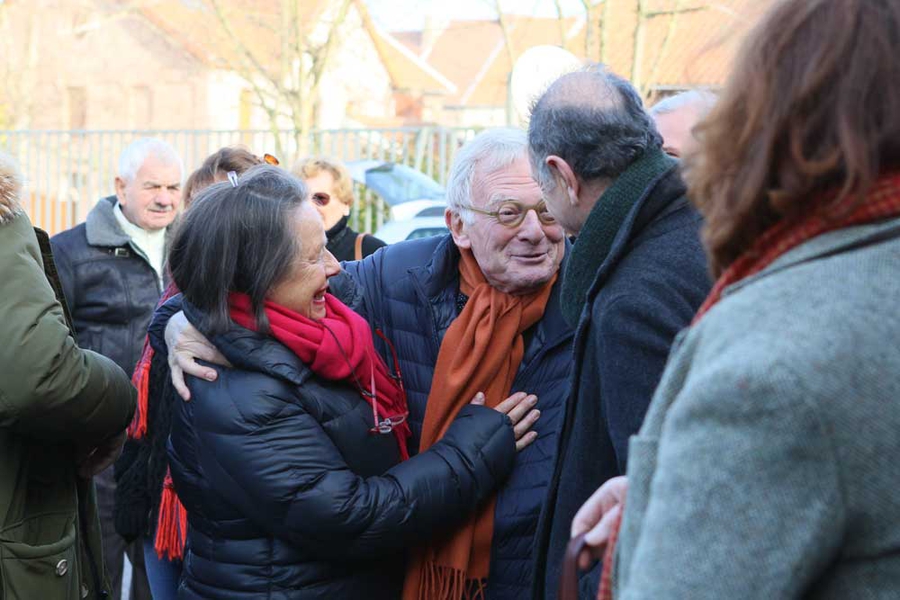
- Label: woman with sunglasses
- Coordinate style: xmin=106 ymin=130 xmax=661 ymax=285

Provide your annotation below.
xmin=293 ymin=156 xmax=387 ymax=261
xmin=157 ymin=165 xmax=539 ymax=600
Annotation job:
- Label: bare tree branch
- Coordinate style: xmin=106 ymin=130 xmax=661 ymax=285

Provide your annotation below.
xmin=209 ymin=0 xmax=283 ymax=94
xmin=486 ymin=0 xmax=516 ymax=66
xmin=581 ymin=0 xmax=596 ymax=61
xmin=599 ymin=0 xmax=611 ymax=63
xmin=645 ymin=0 xmax=699 ymax=97
xmin=553 ymin=0 xmax=567 ymax=49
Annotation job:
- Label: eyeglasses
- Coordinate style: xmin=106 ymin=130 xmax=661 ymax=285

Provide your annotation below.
xmin=320 ymin=323 xmax=408 ymax=435
xmin=465 ymin=200 xmax=558 ymax=228
xmin=311 ymin=192 xmax=331 ymax=207
xmin=263 ymin=153 xmax=280 ymax=166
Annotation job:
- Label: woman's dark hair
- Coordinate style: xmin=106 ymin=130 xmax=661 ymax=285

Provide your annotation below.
xmin=182 ymin=147 xmax=263 ymax=207
xmin=686 ymin=0 xmax=900 ymax=276
xmin=169 ymin=165 xmax=307 ymax=334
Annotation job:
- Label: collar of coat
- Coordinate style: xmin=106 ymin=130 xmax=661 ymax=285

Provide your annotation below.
xmin=561 ymin=147 xmax=681 ymax=328
xmin=85 ymin=196 xmax=135 ymax=247
xmin=85 ymin=195 xmax=174 ymax=266
xmin=723 ymin=215 xmax=900 ymax=300
xmin=0 ymin=153 xmax=23 ymax=226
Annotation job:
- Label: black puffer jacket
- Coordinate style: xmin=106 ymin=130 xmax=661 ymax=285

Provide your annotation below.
xmin=165 ymin=300 xmax=517 ymax=599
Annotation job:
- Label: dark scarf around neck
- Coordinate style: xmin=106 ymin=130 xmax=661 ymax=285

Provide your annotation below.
xmin=561 ymin=147 xmax=678 ymax=327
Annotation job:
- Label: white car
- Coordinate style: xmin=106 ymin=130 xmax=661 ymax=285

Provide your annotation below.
xmin=346 ymin=160 xmax=450 ymax=243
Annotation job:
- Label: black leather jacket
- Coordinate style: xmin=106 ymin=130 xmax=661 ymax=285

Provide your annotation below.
xmin=51 ymin=196 xmax=165 ymax=376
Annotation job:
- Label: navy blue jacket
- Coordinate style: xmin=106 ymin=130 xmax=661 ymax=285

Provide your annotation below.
xmin=160 ymin=300 xmax=517 ymax=599
xmin=531 ymin=162 xmax=711 ymax=599
xmin=334 ymin=235 xmax=574 ymax=599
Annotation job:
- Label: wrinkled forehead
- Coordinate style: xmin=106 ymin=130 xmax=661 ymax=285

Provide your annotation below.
xmin=132 ymin=155 xmax=183 ymax=183
xmin=471 ymin=156 xmax=542 ymax=209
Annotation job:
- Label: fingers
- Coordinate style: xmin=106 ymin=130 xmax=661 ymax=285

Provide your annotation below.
xmin=470 ymin=392 xmax=486 ymax=405
xmin=506 ymin=394 xmax=538 ymax=424
xmin=513 ymin=408 xmax=540 ymax=439
xmin=494 ymin=391 xmax=527 ymax=414
xmin=572 ymin=484 xmax=613 ymax=539
xmin=170 ymin=362 xmax=191 ymax=401
xmin=571 ymin=476 xmax=628 ymax=538
xmin=178 ymin=352 xmax=219 ymax=382
xmin=515 ymin=430 xmax=538 ymax=452
xmin=578 ymin=503 xmax=623 ymax=569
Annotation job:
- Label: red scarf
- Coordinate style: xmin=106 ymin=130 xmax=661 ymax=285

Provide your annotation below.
xmin=229 ymin=292 xmax=410 ymax=460
xmin=598 ymin=173 xmax=900 ymax=600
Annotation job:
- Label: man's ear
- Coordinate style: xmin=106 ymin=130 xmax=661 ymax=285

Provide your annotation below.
xmin=446 ymin=208 xmax=471 ymax=249
xmin=545 ymin=156 xmax=581 ymax=207
xmin=114 ymin=176 xmax=128 ymax=206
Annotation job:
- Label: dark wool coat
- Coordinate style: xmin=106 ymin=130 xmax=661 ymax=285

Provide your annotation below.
xmin=531 ymin=155 xmax=711 ymax=599
xmin=326 ymin=215 xmax=387 ymax=262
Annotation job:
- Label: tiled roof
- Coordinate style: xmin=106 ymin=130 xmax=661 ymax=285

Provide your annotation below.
xmin=418 ymin=0 xmax=773 ymax=107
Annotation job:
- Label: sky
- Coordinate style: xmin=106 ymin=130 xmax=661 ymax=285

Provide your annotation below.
xmin=366 ymin=0 xmax=587 ymax=32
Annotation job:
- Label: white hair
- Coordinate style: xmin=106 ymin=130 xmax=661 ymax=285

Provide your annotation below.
xmin=446 ymin=128 xmax=529 ymax=224
xmin=117 ymin=137 xmax=183 ymax=182
xmin=649 ymin=89 xmax=717 ymax=118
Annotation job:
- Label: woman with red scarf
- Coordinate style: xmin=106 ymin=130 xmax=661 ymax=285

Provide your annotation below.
xmin=158 ymin=165 xmax=538 ymax=600
xmin=570 ymin=0 xmax=900 ymax=598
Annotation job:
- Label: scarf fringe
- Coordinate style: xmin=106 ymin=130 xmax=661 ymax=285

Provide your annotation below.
xmin=128 ymin=346 xmax=152 ymax=439
xmin=414 ymin=563 xmax=485 ymax=600
xmin=154 ymin=470 xmax=187 ymax=561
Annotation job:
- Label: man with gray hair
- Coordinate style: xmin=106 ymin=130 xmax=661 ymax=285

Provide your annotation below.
xmin=52 ymin=137 xmax=183 ymax=600
xmin=649 ymin=89 xmax=717 ymax=157
xmin=526 ymin=68 xmax=711 ymax=598
xmin=165 ymin=128 xmax=574 ymax=599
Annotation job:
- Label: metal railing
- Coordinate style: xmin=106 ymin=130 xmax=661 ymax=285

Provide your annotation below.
xmin=0 ymin=127 xmax=479 ymax=235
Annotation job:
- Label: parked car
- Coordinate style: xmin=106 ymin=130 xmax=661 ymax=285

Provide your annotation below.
xmin=346 ymin=160 xmax=450 ymax=243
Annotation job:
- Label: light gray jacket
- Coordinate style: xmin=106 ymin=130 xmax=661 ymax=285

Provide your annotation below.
xmin=615 ymin=216 xmax=900 ymax=599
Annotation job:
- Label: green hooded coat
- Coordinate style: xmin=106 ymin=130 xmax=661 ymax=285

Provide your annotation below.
xmin=0 ymin=153 xmax=136 ymax=600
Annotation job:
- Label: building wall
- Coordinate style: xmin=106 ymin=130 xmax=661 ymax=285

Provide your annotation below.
xmin=2 ymin=0 xmax=209 ymax=130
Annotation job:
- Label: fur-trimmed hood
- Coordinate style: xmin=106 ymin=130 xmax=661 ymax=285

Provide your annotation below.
xmin=0 ymin=152 xmax=23 ymax=226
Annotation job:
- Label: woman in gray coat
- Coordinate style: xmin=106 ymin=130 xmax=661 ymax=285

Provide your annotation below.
xmin=571 ymin=1 xmax=900 ymax=598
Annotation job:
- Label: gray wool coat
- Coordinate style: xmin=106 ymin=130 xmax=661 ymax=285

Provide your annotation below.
xmin=614 ymin=216 xmax=900 ymax=599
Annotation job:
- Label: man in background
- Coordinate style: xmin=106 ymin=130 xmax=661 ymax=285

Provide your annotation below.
xmin=52 ymin=137 xmax=183 ymax=600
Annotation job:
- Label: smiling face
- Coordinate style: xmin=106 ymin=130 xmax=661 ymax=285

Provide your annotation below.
xmin=267 ymin=203 xmax=342 ymax=319
xmin=448 ymin=154 xmax=565 ymax=295
xmin=115 ymin=154 xmax=182 ymax=231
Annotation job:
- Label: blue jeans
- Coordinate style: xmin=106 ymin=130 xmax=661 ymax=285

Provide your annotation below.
xmin=142 ymin=537 xmax=183 ymax=600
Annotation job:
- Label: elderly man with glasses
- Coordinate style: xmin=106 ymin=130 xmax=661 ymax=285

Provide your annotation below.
xmin=164 ymin=128 xmax=574 ymax=599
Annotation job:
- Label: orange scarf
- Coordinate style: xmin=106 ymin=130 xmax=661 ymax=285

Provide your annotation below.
xmin=402 ymin=248 xmax=558 ymax=600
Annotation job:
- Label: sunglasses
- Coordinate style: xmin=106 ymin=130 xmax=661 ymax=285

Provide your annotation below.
xmin=311 ymin=192 xmax=331 ymax=207
xmin=263 ymin=153 xmax=280 ymax=166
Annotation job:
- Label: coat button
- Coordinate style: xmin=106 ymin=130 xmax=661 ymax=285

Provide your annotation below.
xmin=81 ymin=583 xmax=89 ymax=598
xmin=55 ymin=558 xmax=68 ymax=576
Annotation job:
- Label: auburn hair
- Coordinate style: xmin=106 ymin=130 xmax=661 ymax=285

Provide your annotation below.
xmin=183 ymin=147 xmax=263 ymax=206
xmin=685 ymin=0 xmax=900 ymax=276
